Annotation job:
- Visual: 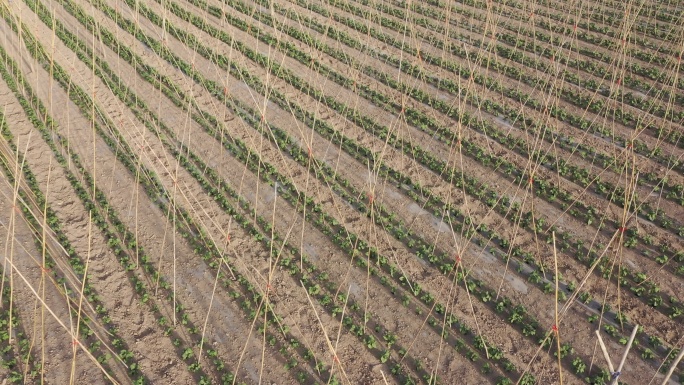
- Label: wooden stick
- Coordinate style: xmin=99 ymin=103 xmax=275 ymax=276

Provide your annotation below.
xmin=596 ymin=329 xmax=616 ymax=374
xmin=660 ymin=347 xmax=684 ymax=385
xmin=609 ymin=324 xmax=639 ymax=385
xmin=552 ymin=232 xmax=563 ymax=385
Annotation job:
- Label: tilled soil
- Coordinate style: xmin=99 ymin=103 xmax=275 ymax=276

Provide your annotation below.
xmin=0 ymin=0 xmax=682 ymax=383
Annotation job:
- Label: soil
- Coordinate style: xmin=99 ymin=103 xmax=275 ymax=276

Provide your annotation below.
xmin=0 ymin=0 xmax=681 ymax=383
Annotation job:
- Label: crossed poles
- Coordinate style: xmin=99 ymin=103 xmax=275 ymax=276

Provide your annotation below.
xmin=596 ymin=324 xmax=684 ymax=385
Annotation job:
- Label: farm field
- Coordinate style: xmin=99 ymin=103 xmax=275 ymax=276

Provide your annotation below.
xmin=0 ymin=0 xmax=682 ymax=382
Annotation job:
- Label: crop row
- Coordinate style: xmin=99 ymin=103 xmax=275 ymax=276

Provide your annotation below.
xmin=26 ymin=0 xmax=441 ymax=381
xmin=0 ymin=112 xmax=48 ymax=383
xmin=426 ymin=0 xmax=684 ymax=78
xmin=18 ymin=0 xmax=684 ymax=380
xmin=394 ymin=0 xmax=684 ymax=141
xmin=264 ymin=0 xmax=684 ymax=261
xmin=405 ymin=0 xmax=684 ymax=133
xmin=92 ymin=0 xmax=682 ymax=379
xmin=325 ymin=0 xmax=684 ymax=163
xmin=269 ymin=0 xmax=684 ymax=227
xmin=2 ymin=3 xmax=317 ymax=382
xmin=58 ymin=0 xmax=534 ymax=381
xmin=143 ymin=0 xmax=677 ymax=360
xmin=506 ymin=0 xmax=684 ymax=46
xmin=227 ymin=0 xmax=684 ymax=275
xmin=375 ymin=0 xmax=684 ymax=107
xmin=0 ymin=23 xmax=173 ymax=382
xmin=161 ymin=0 xmax=684 ymax=367
xmin=57 ymin=0 xmax=592 ymax=380
xmin=197 ymin=0 xmax=684 ymax=311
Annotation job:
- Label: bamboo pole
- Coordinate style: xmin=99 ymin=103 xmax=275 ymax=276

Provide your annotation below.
xmin=660 ymin=348 xmax=684 ymax=385
xmin=608 ymin=324 xmax=639 ymax=385
xmin=596 ymin=329 xmax=616 ymax=374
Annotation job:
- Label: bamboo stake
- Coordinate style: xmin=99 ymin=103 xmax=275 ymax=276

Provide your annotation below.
xmin=302 ymin=281 xmax=350 ymax=385
xmin=3 ymin=255 xmax=119 ymax=384
xmin=596 ymin=329 xmax=616 ymax=374
xmin=660 ymin=348 xmax=684 ymax=385
xmin=552 ymin=232 xmax=563 ymax=385
xmin=606 ymin=324 xmax=639 ymax=385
